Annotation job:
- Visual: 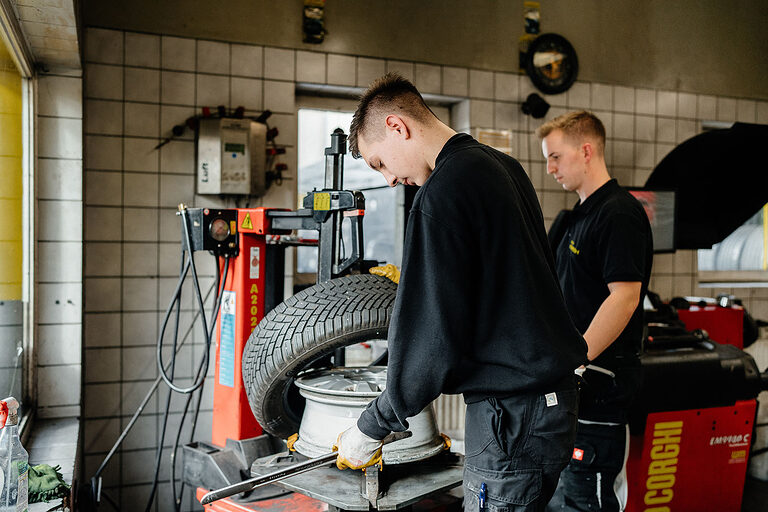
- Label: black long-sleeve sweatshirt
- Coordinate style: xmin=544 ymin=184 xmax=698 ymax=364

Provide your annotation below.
xmin=357 ymin=134 xmax=588 ymax=440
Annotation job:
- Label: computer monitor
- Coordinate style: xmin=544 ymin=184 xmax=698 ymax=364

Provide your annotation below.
xmin=627 ymin=188 xmax=676 ymax=253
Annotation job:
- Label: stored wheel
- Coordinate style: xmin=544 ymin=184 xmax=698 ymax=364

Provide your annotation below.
xmin=242 ymin=274 xmax=397 ymax=439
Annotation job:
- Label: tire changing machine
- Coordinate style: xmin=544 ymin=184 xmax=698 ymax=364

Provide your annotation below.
xmin=181 ymin=130 xmax=463 ymax=511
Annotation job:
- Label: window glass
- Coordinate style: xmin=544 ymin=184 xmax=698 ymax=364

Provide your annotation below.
xmin=0 ymin=38 xmax=25 ymax=411
xmin=297 ymin=109 xmax=397 ymax=274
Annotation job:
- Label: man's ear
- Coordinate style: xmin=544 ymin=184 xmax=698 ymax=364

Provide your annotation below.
xmin=582 ymin=141 xmax=593 ymax=163
xmin=384 ymin=114 xmax=411 ymax=139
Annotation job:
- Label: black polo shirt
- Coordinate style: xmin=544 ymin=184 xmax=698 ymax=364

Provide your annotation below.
xmin=555 ymin=179 xmax=653 ymax=369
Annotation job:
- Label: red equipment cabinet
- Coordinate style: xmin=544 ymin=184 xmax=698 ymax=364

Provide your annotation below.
xmin=677 ymin=305 xmax=744 ymax=349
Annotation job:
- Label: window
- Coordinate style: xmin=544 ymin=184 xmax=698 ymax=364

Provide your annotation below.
xmin=296 ymin=106 xmax=400 ymax=275
xmin=0 ymin=31 xmax=31 ymax=418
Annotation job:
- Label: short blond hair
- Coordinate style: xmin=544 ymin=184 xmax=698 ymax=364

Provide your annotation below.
xmin=536 ymin=110 xmax=606 ymax=157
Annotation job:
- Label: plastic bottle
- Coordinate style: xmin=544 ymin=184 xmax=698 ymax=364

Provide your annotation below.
xmin=0 ymin=398 xmax=28 ymax=512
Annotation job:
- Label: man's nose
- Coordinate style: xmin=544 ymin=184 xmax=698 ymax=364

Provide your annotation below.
xmin=382 ymin=171 xmax=398 ymax=187
xmin=546 ymin=162 xmax=556 ymax=174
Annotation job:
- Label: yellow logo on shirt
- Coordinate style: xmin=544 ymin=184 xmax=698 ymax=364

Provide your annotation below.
xmin=569 ymin=240 xmax=580 ymax=255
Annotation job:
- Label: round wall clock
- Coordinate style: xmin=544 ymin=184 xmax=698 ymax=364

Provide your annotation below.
xmin=524 ymin=33 xmax=579 ymax=94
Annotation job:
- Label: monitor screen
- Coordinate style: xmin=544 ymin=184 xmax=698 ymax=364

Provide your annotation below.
xmin=627 ymin=189 xmax=676 ymax=253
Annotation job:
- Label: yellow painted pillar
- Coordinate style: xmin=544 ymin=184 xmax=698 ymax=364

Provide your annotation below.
xmin=0 ymin=42 xmax=22 ymax=300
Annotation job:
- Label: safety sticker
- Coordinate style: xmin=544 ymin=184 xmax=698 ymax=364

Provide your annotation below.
xmin=250 ymin=247 xmax=260 ymax=279
xmin=241 ymin=213 xmax=253 ymax=230
xmin=572 ymin=448 xmax=584 ymax=461
xmin=314 ymin=192 xmax=331 ymax=211
xmin=545 ymin=392 xmax=558 ymax=407
xmin=219 ymin=291 xmax=236 ymax=388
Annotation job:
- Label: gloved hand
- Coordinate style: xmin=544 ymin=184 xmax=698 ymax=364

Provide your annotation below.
xmin=333 ymin=424 xmax=385 ymax=470
xmin=369 ymin=264 xmax=400 ymax=284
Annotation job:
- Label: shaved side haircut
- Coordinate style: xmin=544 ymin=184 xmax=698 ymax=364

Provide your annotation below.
xmin=349 ymin=72 xmax=436 ymax=159
xmin=536 ymin=110 xmax=607 ymax=157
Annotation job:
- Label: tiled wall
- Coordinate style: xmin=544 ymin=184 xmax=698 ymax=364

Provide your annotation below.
xmin=81 ymin=27 xmax=768 ymax=510
xmin=37 ymin=72 xmax=83 ymax=419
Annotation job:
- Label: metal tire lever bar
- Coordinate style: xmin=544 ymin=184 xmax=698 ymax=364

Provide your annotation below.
xmin=200 ymin=431 xmax=412 ymax=505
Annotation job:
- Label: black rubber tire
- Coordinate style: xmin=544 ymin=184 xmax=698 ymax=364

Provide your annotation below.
xmin=242 ymin=274 xmax=397 ymax=439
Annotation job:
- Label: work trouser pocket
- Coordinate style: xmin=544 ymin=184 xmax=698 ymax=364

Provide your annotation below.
xmin=524 ymin=387 xmax=579 ymax=467
xmin=464 ymin=465 xmax=542 ymax=511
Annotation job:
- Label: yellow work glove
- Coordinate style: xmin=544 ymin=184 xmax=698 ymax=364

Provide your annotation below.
xmin=370 ymin=264 xmax=400 ymax=284
xmin=332 ymin=424 xmax=384 ymax=470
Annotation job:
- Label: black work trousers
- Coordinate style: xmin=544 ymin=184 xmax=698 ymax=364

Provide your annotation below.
xmin=546 ymin=421 xmax=628 ymax=512
xmin=463 ymin=377 xmax=579 ymax=512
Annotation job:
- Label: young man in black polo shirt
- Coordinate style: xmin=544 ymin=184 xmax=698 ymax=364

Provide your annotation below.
xmin=537 ymin=111 xmax=653 ymax=511
xmin=333 ymin=73 xmax=588 ymax=511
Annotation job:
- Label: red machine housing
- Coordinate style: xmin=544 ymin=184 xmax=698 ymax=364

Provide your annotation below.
xmin=677 ymin=305 xmax=744 ymax=349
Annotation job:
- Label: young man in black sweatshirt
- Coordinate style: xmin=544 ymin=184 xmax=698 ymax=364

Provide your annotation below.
xmin=334 ymin=73 xmax=588 ymax=511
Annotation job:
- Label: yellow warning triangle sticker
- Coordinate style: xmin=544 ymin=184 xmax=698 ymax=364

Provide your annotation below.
xmin=241 ymin=213 xmax=253 ymax=230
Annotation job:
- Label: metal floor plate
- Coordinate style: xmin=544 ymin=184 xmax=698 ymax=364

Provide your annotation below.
xmin=250 ymin=452 xmax=464 ymax=511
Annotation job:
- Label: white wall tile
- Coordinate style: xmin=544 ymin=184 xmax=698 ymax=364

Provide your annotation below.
xmin=123 ymin=208 xmax=158 ymax=241
xmin=124 ymin=67 xmax=160 ymax=102
xmin=470 ymin=100 xmax=493 ymax=128
xmin=327 ymin=54 xmax=355 ymax=86
xmin=85 ymin=28 xmax=123 ymax=65
xmin=541 ymin=190 xmax=566 ymax=218
xmin=655 ymin=143 xmax=675 ymax=162
xmin=38 ymin=365 xmax=80 ymax=407
xmin=161 ymin=106 xmax=195 ymax=140
xmin=123 ymin=243 xmax=158 ymax=276
xmin=84 ymin=206 xmax=122 ymax=241
xmin=591 ymin=83 xmax=613 ymax=111
xmin=124 ymin=137 xmax=159 ymax=173
xmin=613 ymin=140 xmax=634 ymax=166
xmin=656 ymin=117 xmax=675 ymax=143
xmin=612 ymin=166 xmax=634 ymax=186
xmin=614 ymin=86 xmax=634 ymax=112
xmin=84 ymin=418 xmax=121 ymax=452
xmin=674 ymin=93 xmax=695 ymax=118
xmin=545 ymin=92 xmax=567 ymax=108
xmin=38 ymin=200 xmax=82 ymax=241
xmin=264 ymin=47 xmax=295 ymax=80
xmin=263 ymin=80 xmax=295 ymax=112
xmin=386 ymin=60 xmax=414 ymax=81
xmin=38 ymin=282 xmax=82 ymax=323
xmin=231 ymin=77 xmax=263 ymax=111
xmin=415 ymin=64 xmax=441 ymax=94
xmin=736 ymin=99 xmax=756 ymax=122
xmin=84 ymin=348 xmax=121 ymax=383
xmin=676 ymin=119 xmax=696 ymax=143
xmin=85 ymin=64 xmax=122 ymax=101
xmin=566 ymin=82 xmax=590 ymax=109
xmin=357 ymin=58 xmax=385 ymax=88
xmin=197 ymin=40 xmax=231 ymax=75
xmin=161 ymin=71 xmax=195 ymax=106
xmin=84 ymin=313 xmax=121 ymax=347
xmin=85 ymin=135 xmax=122 ymax=171
xmin=125 ymin=32 xmax=160 ymax=68
xmin=717 ymin=97 xmax=737 ymax=121
xmin=635 ymin=142 xmax=655 ymax=168
xmin=39 ymin=75 xmax=82 ymax=117
xmin=494 ymin=102 xmax=521 ymax=131
xmin=160 ymin=140 xmax=194 ymax=175
xmin=231 ymin=44 xmax=263 ymax=77
xmin=442 ymin=67 xmax=467 ymax=97
xmin=469 ymin=70 xmax=494 ymax=99
xmin=123 ymin=173 xmax=158 ymax=207
xmin=696 ymin=94 xmax=716 ymax=119
xmin=38 ymin=324 xmax=82 ymax=365
xmin=656 ymin=91 xmax=676 ymax=116
xmin=635 ymin=115 xmax=655 ymax=141
xmin=519 ymin=76 xmax=536 ymax=100
xmin=635 ymin=88 xmax=655 ymax=115
xmin=757 ymin=102 xmax=768 ymax=123
xmin=123 ymin=277 xmax=159 ymax=312
xmin=84 ymin=242 xmax=121 ymax=276
xmin=124 ymin=103 xmax=159 ymax=137
xmin=494 ymin=72 xmax=517 ymax=102
xmin=450 ymin=100 xmax=469 ymax=131
xmin=160 ymin=174 xmax=195 ymax=207
xmin=83 ymin=382 xmax=120 ymax=418
xmin=612 ymin=113 xmax=633 ymax=139
xmin=161 ymin=36 xmax=196 ymax=71
xmin=39 ymin=117 xmax=82 ymax=159
xmin=39 ymin=158 xmax=83 ymax=200
xmin=296 ymin=51 xmax=326 ymax=83
xmin=196 ymin=74 xmax=230 ymax=107
xmin=38 ymin=241 xmax=82 ymax=283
